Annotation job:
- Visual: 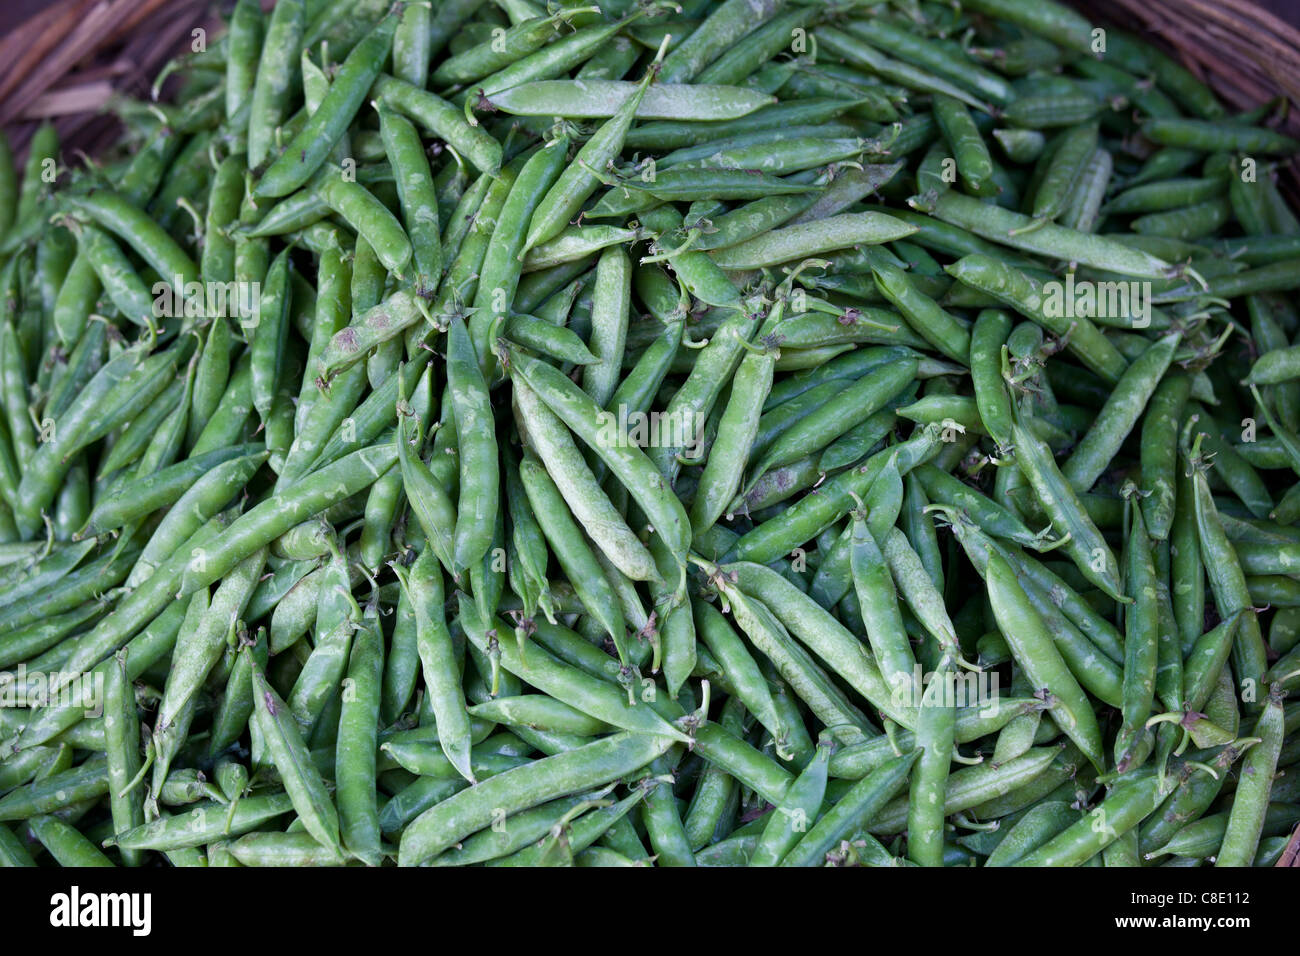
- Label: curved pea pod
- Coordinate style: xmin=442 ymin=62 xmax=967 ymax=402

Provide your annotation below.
xmin=505 ymin=314 xmax=598 ymax=365
xmin=400 ymin=548 xmax=476 ymax=783
xmin=372 ymin=74 xmax=501 ymax=175
xmin=28 ymin=817 xmax=114 ymax=868
xmin=986 ymin=554 xmax=1105 ymax=771
xmin=1011 ymin=773 xmax=1167 ymax=866
xmin=691 ymin=599 xmax=784 ymax=743
xmin=101 ymin=651 xmax=145 ymax=866
xmin=249 ymin=654 xmax=341 ymax=855
xmin=524 ymin=57 xmax=658 ymax=251
xmin=708 ymin=212 xmax=917 ymax=271
xmin=109 ymin=793 xmax=295 ymax=852
xmin=727 ymin=425 xmax=942 ymax=567
xmin=516 ymin=452 xmax=629 ymax=659
xmin=431 ymin=12 xmax=564 ymax=86
xmin=865 ymin=746 xmax=1064 ymax=834
xmin=397 ymin=729 xmax=677 ymax=866
xmin=376 ymin=104 xmax=440 ymax=296
xmin=1139 ymin=373 xmax=1191 ymax=541
xmin=444 ymin=316 xmax=498 ymax=575
xmin=813 ymin=27 xmax=992 ymax=113
xmin=1008 ymin=416 xmax=1124 ymax=601
xmin=504 ymin=344 xmax=691 ymax=579
xmin=396 ymin=407 xmax=456 ymax=579
xmin=843 ymin=15 xmax=1013 ymax=103
xmin=64 ymin=190 xmax=199 ymax=290
xmin=151 ymin=548 xmax=266 ymax=788
xmin=489 ymin=786 xmax=651 ymax=867
xmin=1143 ymin=117 xmax=1300 ymax=155
xmin=639 ymin=205 xmax=741 ymax=307
xmin=1186 ymin=458 xmax=1270 ymax=708
xmin=287 ymin=541 xmax=358 ymax=735
xmin=333 ymin=603 xmax=383 ymax=866
xmin=690 ymin=302 xmax=787 ymax=535
xmin=719 ymin=588 xmax=869 ymax=746
xmin=944 ymin=254 xmax=1128 ymax=384
xmin=254 ymin=11 xmax=399 ymax=199
xmin=626 ymin=98 xmax=864 ymax=153
xmin=466 ymin=696 xmax=612 ymax=737
xmin=932 ymin=94 xmax=996 ymax=197
xmin=245 ymin=0 xmax=304 ymax=169
xmin=1246 ymin=343 xmax=1300 ymax=386
xmin=208 ymin=627 xmax=269 ymax=759
xmin=486 ymin=608 xmax=689 ymax=746
xmin=312 ymin=171 xmax=412 ymax=277
xmin=1115 ymin=504 xmax=1160 ymax=771
xmin=523 ymin=225 xmax=641 ymax=273
xmin=469 ymin=140 xmax=570 ymax=369
xmin=503 ymin=446 xmax=555 ymax=626
xmin=657 ymin=0 xmax=786 ymax=83
xmin=177 ymin=441 xmax=398 ymax=599
xmin=513 ymin=376 xmax=657 ymax=584
xmin=750 ymin=738 xmax=832 ymax=867
xmin=468 ymin=8 xmax=642 ymax=94
xmin=0 ymin=754 xmax=107 ymax=820
xmin=921 ymin=191 xmax=1175 ymax=279
xmin=716 ymin=563 xmax=894 ymax=729
xmin=1217 ymin=688 xmax=1287 ymax=866
xmin=992 ymin=127 xmax=1046 ymax=165
xmin=984 ymin=800 xmax=1081 ymax=866
xmin=0 ymin=539 xmax=95 ymax=614
xmin=1001 ymin=91 xmax=1103 ymax=128
xmin=780 ymin=750 xmax=919 ymax=868
xmin=1031 ymin=122 xmax=1100 ymax=224
xmin=488 ymin=80 xmax=774 ymax=120
xmin=14 ymin=337 xmax=172 ymax=536
xmin=871 ymin=261 xmax=969 ymax=364
xmin=1061 ymin=332 xmax=1181 ymax=493
xmin=126 ymin=451 xmax=268 ymax=588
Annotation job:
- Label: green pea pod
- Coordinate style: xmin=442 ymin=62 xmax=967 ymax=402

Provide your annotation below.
xmin=1115 ymin=502 xmax=1159 ymax=770
xmin=249 ymin=654 xmax=341 ymax=855
xmin=1140 ymin=373 xmax=1191 ymax=540
xmin=246 ymin=0 xmax=306 ymax=170
xmin=393 ymin=549 xmax=475 ymax=783
xmin=102 ymin=650 xmax=145 ymax=867
xmin=1009 ymin=416 xmax=1124 ymax=601
xmin=516 ymin=451 xmax=628 ymax=659
xmin=335 ymin=601 xmax=383 ymax=866
xmin=313 ymin=171 xmax=413 ymax=277
xmin=255 ymin=11 xmax=400 ymax=199
xmin=126 ymin=451 xmax=268 ymax=588
xmin=152 ymin=548 xmax=266 ymax=787
xmin=1013 ymin=774 xmax=1167 ymax=866
xmin=373 ymin=75 xmax=503 ymax=175
xmin=376 ymin=104 xmax=441 ymax=296
xmin=505 ymin=344 xmax=691 ymax=582
xmin=398 ymin=730 xmax=675 ymax=866
xmin=986 ymin=554 xmax=1105 ymax=771
xmin=1217 ymin=687 xmax=1287 ymax=866
xmin=525 ymin=52 xmax=660 ymax=250
xmin=110 ymin=793 xmax=294 ymax=851
xmin=749 ymin=737 xmax=832 ymax=867
xmin=1186 ymin=451 xmax=1270 ymax=710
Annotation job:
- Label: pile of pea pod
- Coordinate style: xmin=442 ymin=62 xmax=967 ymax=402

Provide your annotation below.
xmin=0 ymin=0 xmax=1299 ymax=870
